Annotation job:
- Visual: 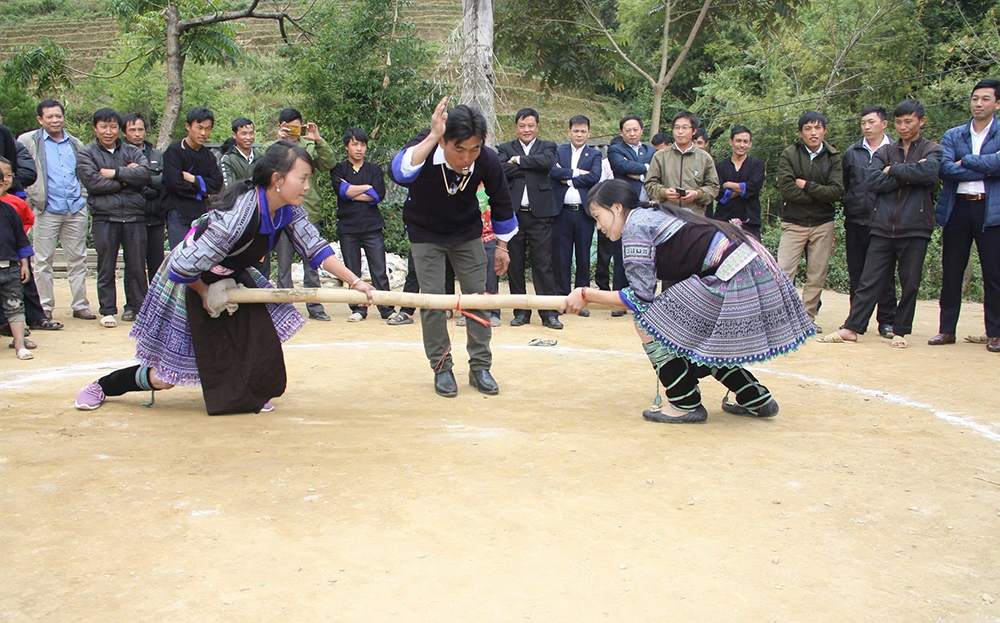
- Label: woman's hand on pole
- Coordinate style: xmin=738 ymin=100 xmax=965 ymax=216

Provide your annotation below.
xmin=560 ymin=287 xmax=587 ymax=314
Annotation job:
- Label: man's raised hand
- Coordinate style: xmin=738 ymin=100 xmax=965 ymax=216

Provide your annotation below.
xmin=430 ymin=97 xmax=449 ymax=138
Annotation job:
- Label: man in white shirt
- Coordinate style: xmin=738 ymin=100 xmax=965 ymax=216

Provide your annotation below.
xmin=930 ymin=78 xmax=1000 ymax=351
xmin=549 ymin=115 xmax=602 ymax=307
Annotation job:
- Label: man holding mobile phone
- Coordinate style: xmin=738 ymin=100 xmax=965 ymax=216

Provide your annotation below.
xmin=645 ymin=111 xmax=719 ymax=216
xmin=269 ymin=107 xmax=338 ymax=321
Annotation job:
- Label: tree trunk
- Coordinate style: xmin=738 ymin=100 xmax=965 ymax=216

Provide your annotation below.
xmin=460 ymin=0 xmax=497 ymax=145
xmin=158 ymin=2 xmax=185 ymax=150
xmin=650 ymin=84 xmax=665 ymax=136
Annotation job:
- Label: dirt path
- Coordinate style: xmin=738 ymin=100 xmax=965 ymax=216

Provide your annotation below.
xmin=2 ymin=280 xmax=998 ymax=622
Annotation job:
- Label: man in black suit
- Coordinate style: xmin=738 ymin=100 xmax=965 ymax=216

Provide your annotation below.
xmin=498 ymin=108 xmax=562 ymax=329
xmin=550 ymin=115 xmax=602 ymax=312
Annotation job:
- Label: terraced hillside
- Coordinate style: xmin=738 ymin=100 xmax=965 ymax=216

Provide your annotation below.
xmin=1 ymin=0 xmax=625 ymax=139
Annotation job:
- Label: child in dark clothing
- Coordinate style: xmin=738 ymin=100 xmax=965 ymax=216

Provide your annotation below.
xmin=0 ymin=164 xmax=34 ymax=359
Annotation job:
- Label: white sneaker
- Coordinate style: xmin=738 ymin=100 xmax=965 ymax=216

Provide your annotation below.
xmin=347 ymin=312 xmax=365 ymax=323
xmin=100 ymin=315 xmax=118 ymax=328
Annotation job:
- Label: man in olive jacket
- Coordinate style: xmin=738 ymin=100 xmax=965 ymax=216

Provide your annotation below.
xmin=777 ymin=111 xmax=844 ymax=329
xmin=76 ymin=108 xmax=151 ymax=325
xmin=822 ymin=100 xmax=941 ymax=345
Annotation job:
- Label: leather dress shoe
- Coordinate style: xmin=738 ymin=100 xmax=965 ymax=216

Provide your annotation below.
xmin=72 ymin=309 xmax=97 ymax=320
xmin=308 ymin=311 xmax=331 ymax=321
xmin=510 ymin=315 xmax=529 ymax=327
xmin=988 ymin=337 xmax=1000 ymax=353
xmin=927 ymin=333 xmax=956 ymax=345
xmin=577 ymin=309 xmax=590 ymax=317
xmin=469 ymin=369 xmax=499 ymax=395
xmin=434 ymin=370 xmax=458 ymax=397
xmin=541 ymin=316 xmax=563 ymax=329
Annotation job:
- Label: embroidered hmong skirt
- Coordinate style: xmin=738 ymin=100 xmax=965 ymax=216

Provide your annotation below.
xmin=130 ymin=252 xmax=306 ymax=387
xmin=625 ymin=256 xmax=814 ymax=367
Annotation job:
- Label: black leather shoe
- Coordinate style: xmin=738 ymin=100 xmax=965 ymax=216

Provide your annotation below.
xmin=434 ymin=370 xmax=458 ymax=397
xmin=611 ymin=310 xmax=627 ymax=317
xmin=542 ymin=316 xmax=563 ymax=330
xmin=469 ymin=369 xmax=499 ymax=395
xmin=510 ymin=315 xmax=529 ymax=327
xmin=309 ymin=311 xmax=332 ymax=321
xmin=927 ymin=333 xmax=956 ymax=345
xmin=642 ymin=404 xmax=708 ymax=423
xmin=577 ymin=309 xmax=590 ymax=317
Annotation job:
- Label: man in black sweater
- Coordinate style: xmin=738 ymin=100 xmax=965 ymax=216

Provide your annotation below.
xmin=497 ymin=108 xmax=562 ymax=329
xmin=161 ymin=107 xmax=224 ymax=249
xmin=330 ymin=127 xmax=394 ymax=321
xmin=389 ymin=98 xmax=517 ymax=398
xmin=713 ymin=125 xmax=766 ymax=240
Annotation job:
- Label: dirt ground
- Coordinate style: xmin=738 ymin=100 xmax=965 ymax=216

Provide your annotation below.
xmin=1 ymin=277 xmax=999 ymax=623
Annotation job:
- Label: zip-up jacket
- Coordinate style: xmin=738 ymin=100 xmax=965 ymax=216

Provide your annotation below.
xmin=17 ymin=128 xmax=88 ymax=213
xmin=935 ymin=116 xmax=1000 ymax=230
xmin=136 ymin=140 xmax=164 ymax=225
xmin=76 ymin=139 xmax=151 ymax=222
xmin=841 ymin=137 xmax=892 ymax=226
xmin=867 ymin=136 xmax=942 ymax=239
xmin=777 ymin=139 xmax=844 ymax=226
xmin=644 ymin=144 xmax=719 ymax=213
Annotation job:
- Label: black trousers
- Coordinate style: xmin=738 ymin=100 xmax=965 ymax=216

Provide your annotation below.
xmin=166 ymin=210 xmax=194 ymax=250
xmin=508 ymin=209 xmax=558 ymax=320
xmin=340 ymin=229 xmax=394 ymax=319
xmin=595 ymin=230 xmax=626 ymax=291
xmin=844 ymin=221 xmax=896 ymax=329
xmin=939 ymin=198 xmax=1000 ymax=337
xmin=844 ymin=235 xmax=927 ymax=337
xmin=146 ymin=221 xmax=166 ymax=283
xmin=552 ymin=206 xmax=595 ymax=295
xmin=92 ymin=220 xmax=149 ymax=316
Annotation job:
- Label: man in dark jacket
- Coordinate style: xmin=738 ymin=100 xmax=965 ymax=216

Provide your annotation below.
xmin=776 ymin=111 xmax=844 ymax=330
xmin=497 ymin=108 xmax=561 ymax=329
xmin=841 ymin=106 xmax=897 ymax=338
xmin=76 ymin=108 xmax=151 ymax=326
xmin=821 ymin=100 xmax=941 ymax=346
xmin=713 ymin=125 xmax=765 ymax=240
xmin=122 ymin=113 xmax=165 ymax=282
xmin=928 ymin=78 xmax=1000 ymax=352
xmin=161 ymin=107 xmax=224 ymax=249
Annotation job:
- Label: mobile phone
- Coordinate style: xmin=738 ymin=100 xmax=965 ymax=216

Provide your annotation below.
xmin=674 ymin=187 xmax=687 ymax=195
xmin=285 ymin=124 xmax=304 ymax=137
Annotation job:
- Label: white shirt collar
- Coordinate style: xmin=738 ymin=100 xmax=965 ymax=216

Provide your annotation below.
xmin=863 ymin=134 xmax=891 ymax=153
xmin=971 ymin=118 xmax=994 ymax=138
xmin=520 ymin=138 xmax=536 ymax=153
xmin=571 ymin=144 xmax=585 ymax=155
xmin=673 ymin=142 xmax=694 ymax=154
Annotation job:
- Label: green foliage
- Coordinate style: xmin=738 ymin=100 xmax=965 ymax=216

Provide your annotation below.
xmin=0 ymin=41 xmax=73 ymax=98
xmin=0 ymin=0 xmax=107 ymax=24
xmin=0 ymin=81 xmax=40 ymax=136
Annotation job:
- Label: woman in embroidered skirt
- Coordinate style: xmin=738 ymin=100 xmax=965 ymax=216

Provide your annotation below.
xmin=74 ymin=141 xmax=373 ymax=415
xmin=560 ymin=179 xmax=814 ymax=423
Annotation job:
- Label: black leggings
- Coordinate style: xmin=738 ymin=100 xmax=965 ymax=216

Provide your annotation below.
xmin=656 ymin=357 xmax=772 ymax=413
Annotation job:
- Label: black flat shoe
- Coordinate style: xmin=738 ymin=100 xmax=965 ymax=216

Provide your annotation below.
xmin=721 ymin=394 xmax=779 ymax=418
xmin=510 ymin=316 xmax=529 ymax=327
xmin=577 ymin=309 xmax=590 ymax=317
xmin=434 ymin=370 xmax=458 ymax=397
xmin=469 ymin=369 xmax=499 ymax=395
xmin=611 ymin=310 xmax=627 ymax=317
xmin=541 ymin=317 xmax=563 ymax=330
xmin=642 ymin=405 xmax=708 ymax=423
xmin=309 ymin=311 xmax=332 ymax=321
xmin=878 ymin=325 xmax=894 ymax=340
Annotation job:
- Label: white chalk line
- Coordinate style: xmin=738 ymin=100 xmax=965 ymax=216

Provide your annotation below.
xmin=2 ymin=340 xmax=997 ymax=443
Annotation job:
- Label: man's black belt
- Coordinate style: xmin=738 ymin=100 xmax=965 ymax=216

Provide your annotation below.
xmin=957 ymin=193 xmax=986 ymax=201
xmin=563 ymin=204 xmax=583 ymax=211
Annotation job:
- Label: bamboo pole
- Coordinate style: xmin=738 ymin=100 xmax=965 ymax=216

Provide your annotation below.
xmin=225 ymin=288 xmax=613 ymax=310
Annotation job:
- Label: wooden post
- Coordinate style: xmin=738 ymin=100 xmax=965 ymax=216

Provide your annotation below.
xmin=225 ymin=288 xmax=614 ymax=310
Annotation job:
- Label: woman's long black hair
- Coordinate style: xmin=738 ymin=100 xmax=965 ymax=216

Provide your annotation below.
xmin=213 ymin=140 xmax=314 ymax=211
xmin=585 ymin=178 xmax=753 ymax=246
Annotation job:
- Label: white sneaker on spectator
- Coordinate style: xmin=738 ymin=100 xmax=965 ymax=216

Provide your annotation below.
xmin=347 ymin=312 xmax=365 ymax=323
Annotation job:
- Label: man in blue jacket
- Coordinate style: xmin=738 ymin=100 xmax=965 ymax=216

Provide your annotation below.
xmin=550 ymin=115 xmax=602 ymax=306
xmin=929 ymin=78 xmax=1000 ymax=352
xmin=602 ymin=116 xmax=652 ymax=316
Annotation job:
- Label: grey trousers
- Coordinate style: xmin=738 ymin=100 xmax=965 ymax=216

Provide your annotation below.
xmin=274 ymin=231 xmax=324 ymax=316
xmin=410 ymin=238 xmax=491 ymax=372
xmin=33 ymin=208 xmax=91 ymax=313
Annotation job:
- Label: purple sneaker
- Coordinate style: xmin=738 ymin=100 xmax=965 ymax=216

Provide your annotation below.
xmin=260 ymin=401 xmax=274 ymax=413
xmin=75 ymin=382 xmax=106 ymax=410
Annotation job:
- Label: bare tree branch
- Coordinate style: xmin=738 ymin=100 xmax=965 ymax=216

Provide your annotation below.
xmin=661 ymin=0 xmax=711 ymax=86
xmin=580 ymin=0 xmax=655 ymax=86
